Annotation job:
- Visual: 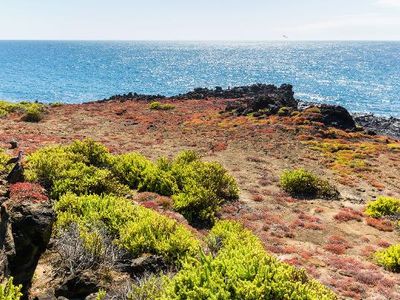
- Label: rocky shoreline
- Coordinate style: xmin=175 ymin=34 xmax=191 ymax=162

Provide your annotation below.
xmin=103 ymin=84 xmax=400 ymax=139
xmin=353 ymin=114 xmax=400 ymax=139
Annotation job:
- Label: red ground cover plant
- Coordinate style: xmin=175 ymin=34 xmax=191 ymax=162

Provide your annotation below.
xmin=377 ymin=240 xmax=391 ymax=248
xmin=334 ymin=207 xmax=363 ymax=222
xmin=323 ymin=235 xmax=351 ymax=255
xmin=290 ymin=212 xmax=324 ymax=231
xmin=365 ymin=217 xmax=394 ymax=232
xmin=9 ymin=182 xmax=48 ymax=203
xmin=251 ymin=194 xmax=264 ymax=202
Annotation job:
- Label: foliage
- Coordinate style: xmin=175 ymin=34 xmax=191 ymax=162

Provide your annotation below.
xmin=280 ymin=168 xmax=337 ymax=199
xmin=162 ymin=220 xmax=336 ymax=300
xmin=374 ymin=244 xmax=400 ymax=272
xmin=21 ymin=103 xmax=45 ymax=122
xmin=0 ymin=149 xmax=11 ymax=174
xmin=26 ymin=140 xmax=238 ymax=224
xmin=149 ymin=102 xmax=175 ymax=111
xmin=54 ymin=193 xmax=200 ymax=264
xmin=365 ymin=196 xmax=400 ymax=218
xmin=25 ymin=139 xmax=128 ymax=199
xmin=128 ymin=275 xmax=166 ymax=300
xmin=0 ymin=277 xmax=22 ymax=300
xmin=0 ymin=100 xmax=45 ymax=122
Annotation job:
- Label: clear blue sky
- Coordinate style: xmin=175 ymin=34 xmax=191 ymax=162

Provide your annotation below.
xmin=1 ymin=0 xmax=399 ymax=40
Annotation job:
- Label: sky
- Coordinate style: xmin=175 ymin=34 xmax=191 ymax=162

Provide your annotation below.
xmin=0 ymin=0 xmax=399 ymax=40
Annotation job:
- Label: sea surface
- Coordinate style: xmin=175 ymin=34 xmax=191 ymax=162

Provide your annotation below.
xmin=0 ymin=41 xmax=399 ymax=116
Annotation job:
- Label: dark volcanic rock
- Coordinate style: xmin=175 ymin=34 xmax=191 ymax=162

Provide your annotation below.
xmin=354 ymin=114 xmax=400 ymax=139
xmin=318 ymin=104 xmax=356 ymax=130
xmin=102 ymin=83 xmax=299 ymax=103
xmin=225 ymin=84 xmax=298 ymax=115
xmin=0 ymin=187 xmax=54 ymax=295
xmin=55 ymin=271 xmax=99 ymax=299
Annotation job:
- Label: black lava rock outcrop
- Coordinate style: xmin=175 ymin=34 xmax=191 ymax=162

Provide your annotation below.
xmin=354 ymin=114 xmax=400 ymax=139
xmin=0 ymin=183 xmax=54 ymax=296
xmin=225 ymin=84 xmax=298 ymax=115
xmin=316 ymin=104 xmax=356 ymax=130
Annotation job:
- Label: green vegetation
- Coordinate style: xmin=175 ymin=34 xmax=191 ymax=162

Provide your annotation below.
xmin=26 ymin=140 xmax=238 ymax=224
xmin=0 ymin=277 xmax=22 ymax=300
xmin=161 ymin=220 xmax=336 ymax=300
xmin=55 ymin=193 xmax=200 ymax=264
xmin=280 ymin=168 xmax=337 ymax=199
xmin=374 ymin=244 xmax=400 ymax=273
xmin=25 ymin=140 xmax=128 ymax=199
xmin=365 ymin=196 xmax=400 ymax=218
xmin=0 ymin=149 xmax=11 ymax=174
xmin=149 ymin=101 xmax=175 ymax=111
xmin=0 ymin=100 xmax=45 ymax=122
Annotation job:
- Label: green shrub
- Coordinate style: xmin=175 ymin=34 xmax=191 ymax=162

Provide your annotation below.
xmin=0 ymin=149 xmax=11 ymax=174
xmin=128 ymin=276 xmax=166 ymax=300
xmin=51 ymin=163 xmax=128 ymax=199
xmin=21 ymin=104 xmax=44 ymax=122
xmin=149 ymin=102 xmax=175 ymax=111
xmin=26 ymin=140 xmax=239 ymax=225
xmin=68 ymin=139 xmax=113 ymax=167
xmin=365 ymin=196 xmax=400 ymax=218
xmin=25 ymin=139 xmax=127 ymax=198
xmin=55 ymin=193 xmax=200 ymax=264
xmin=0 ymin=277 xmax=23 ymax=300
xmin=280 ymin=168 xmax=337 ymax=199
xmin=110 ymin=152 xmax=152 ymax=188
xmin=162 ymin=220 xmax=336 ymax=299
xmin=374 ymin=244 xmax=400 ymax=272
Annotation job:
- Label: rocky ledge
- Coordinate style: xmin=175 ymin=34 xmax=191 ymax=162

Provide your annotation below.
xmin=103 ymin=83 xmax=399 ymax=138
xmin=354 ymin=114 xmax=400 ymax=139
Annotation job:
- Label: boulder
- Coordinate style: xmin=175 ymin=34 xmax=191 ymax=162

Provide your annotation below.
xmin=318 ymin=104 xmax=356 ymax=130
xmin=0 ymin=184 xmax=54 ymax=295
xmin=55 ymin=271 xmax=99 ymax=299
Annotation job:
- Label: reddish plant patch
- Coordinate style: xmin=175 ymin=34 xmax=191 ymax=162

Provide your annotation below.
xmin=324 ymin=235 xmax=351 ymax=255
xmin=366 ymin=217 xmax=393 ymax=232
xmin=251 ymin=194 xmax=265 ymax=202
xmin=9 ymin=182 xmax=48 ymax=203
xmin=334 ymin=207 xmax=363 ymax=222
xmin=377 ymin=240 xmax=391 ymax=248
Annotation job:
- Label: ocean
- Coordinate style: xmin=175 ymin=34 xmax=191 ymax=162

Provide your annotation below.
xmin=0 ymin=41 xmax=399 ymax=116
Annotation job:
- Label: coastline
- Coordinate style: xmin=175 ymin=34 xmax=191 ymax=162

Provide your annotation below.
xmin=102 ymin=84 xmax=400 ymax=139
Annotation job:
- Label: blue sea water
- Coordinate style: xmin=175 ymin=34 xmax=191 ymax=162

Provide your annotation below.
xmin=0 ymin=41 xmax=399 ymax=116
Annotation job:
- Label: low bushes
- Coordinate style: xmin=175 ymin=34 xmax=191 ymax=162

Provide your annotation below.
xmin=26 ymin=140 xmax=239 ymax=225
xmin=162 ymin=220 xmax=336 ymax=299
xmin=0 ymin=149 xmax=10 ymax=174
xmin=54 ymin=193 xmax=200 ymax=265
xmin=25 ymin=140 xmax=128 ymax=199
xmin=149 ymin=102 xmax=175 ymax=111
xmin=280 ymin=168 xmax=337 ymax=199
xmin=365 ymin=196 xmax=400 ymax=218
xmin=0 ymin=100 xmax=45 ymax=122
xmin=374 ymin=244 xmax=400 ymax=272
xmin=0 ymin=277 xmax=22 ymax=300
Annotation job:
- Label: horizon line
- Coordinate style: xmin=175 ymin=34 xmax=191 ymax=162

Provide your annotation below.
xmin=0 ymin=39 xmax=400 ymax=42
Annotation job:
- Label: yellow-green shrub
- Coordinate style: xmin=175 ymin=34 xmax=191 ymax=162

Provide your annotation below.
xmin=21 ymin=103 xmax=45 ymax=122
xmin=55 ymin=193 xmax=199 ymax=264
xmin=26 ymin=140 xmax=239 ymax=225
xmin=110 ymin=152 xmax=152 ymax=188
xmin=374 ymin=244 xmax=400 ymax=272
xmin=0 ymin=100 xmax=46 ymax=122
xmin=365 ymin=196 xmax=400 ymax=218
xmin=0 ymin=149 xmax=11 ymax=174
xmin=162 ymin=220 xmax=336 ymax=299
xmin=25 ymin=139 xmax=127 ymax=198
xmin=280 ymin=168 xmax=337 ymax=199
xmin=149 ymin=102 xmax=175 ymax=111
xmin=0 ymin=277 xmax=22 ymax=300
